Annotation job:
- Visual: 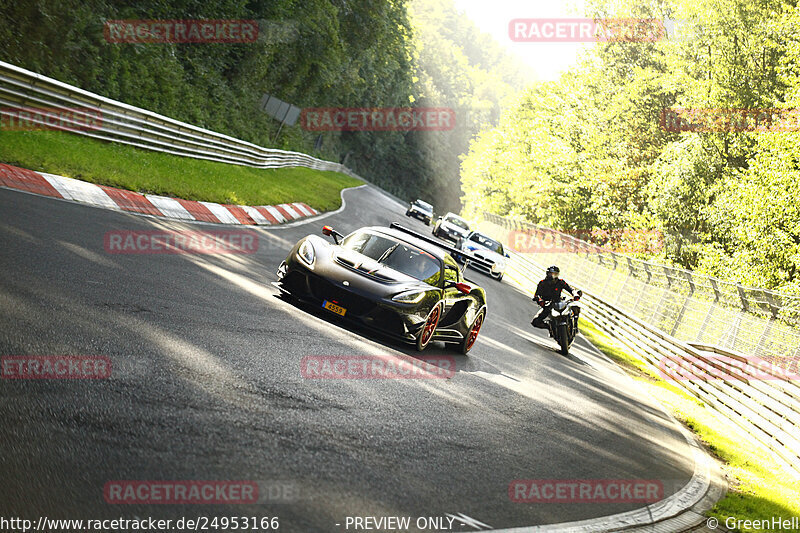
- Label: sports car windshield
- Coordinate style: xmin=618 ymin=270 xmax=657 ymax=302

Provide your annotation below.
xmin=414 ymin=200 xmax=433 ymax=213
xmin=342 ymin=232 xmax=441 ymax=284
xmin=469 ymin=233 xmax=503 ymax=255
xmin=446 ymin=215 xmax=469 ymax=229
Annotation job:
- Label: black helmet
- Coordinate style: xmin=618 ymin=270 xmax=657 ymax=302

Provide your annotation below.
xmin=546 ymin=265 xmax=560 ymax=274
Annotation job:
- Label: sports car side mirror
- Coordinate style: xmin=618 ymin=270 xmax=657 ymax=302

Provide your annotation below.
xmin=322 ymin=225 xmax=343 ymax=244
xmin=446 ymin=280 xmax=471 ymax=294
xmin=505 ymin=252 xmax=510 ymax=258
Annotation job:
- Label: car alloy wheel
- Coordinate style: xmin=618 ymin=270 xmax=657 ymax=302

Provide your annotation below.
xmin=461 ymin=308 xmax=485 ymax=354
xmin=417 ymin=303 xmax=442 ymax=351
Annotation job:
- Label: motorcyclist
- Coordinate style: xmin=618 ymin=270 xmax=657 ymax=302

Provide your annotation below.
xmin=531 ymin=266 xmax=580 ymax=333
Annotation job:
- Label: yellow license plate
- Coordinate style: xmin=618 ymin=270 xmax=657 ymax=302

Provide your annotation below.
xmin=322 ymin=300 xmax=346 ymax=316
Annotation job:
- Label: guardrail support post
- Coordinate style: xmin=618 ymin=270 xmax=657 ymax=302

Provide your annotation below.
xmin=737 ymin=283 xmax=749 ymax=312
xmin=670 ymin=272 xmax=694 ymax=337
xmin=649 ymin=267 xmax=673 ymax=328
xmin=754 ymin=292 xmax=781 ymax=360
xmin=631 ymin=261 xmax=649 ymax=315
xmin=696 ymin=278 xmax=721 ymax=343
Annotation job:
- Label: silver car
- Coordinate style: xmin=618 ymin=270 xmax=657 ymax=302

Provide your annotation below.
xmin=432 ymin=212 xmax=471 ymax=243
xmin=455 ymin=231 xmax=508 ymax=281
xmin=405 ymin=199 xmax=434 ymax=225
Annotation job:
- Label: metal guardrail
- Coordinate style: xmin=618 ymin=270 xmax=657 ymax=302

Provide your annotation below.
xmin=480 ymin=215 xmax=800 ymax=477
xmin=0 ymin=61 xmax=362 ymax=179
xmin=483 ymin=213 xmax=800 ymax=367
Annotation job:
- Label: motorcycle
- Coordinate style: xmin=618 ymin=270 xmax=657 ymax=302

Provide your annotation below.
xmin=541 ymin=291 xmax=582 ymax=356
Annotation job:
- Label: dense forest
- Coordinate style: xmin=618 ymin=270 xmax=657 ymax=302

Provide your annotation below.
xmin=460 ymin=0 xmax=800 ymax=293
xmin=0 ymin=0 xmax=532 ymax=212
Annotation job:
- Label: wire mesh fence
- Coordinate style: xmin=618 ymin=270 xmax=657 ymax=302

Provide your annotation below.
xmin=480 ymin=213 xmax=800 ymax=369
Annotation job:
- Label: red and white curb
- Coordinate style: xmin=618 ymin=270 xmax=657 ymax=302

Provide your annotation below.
xmin=0 ymin=163 xmax=320 ymax=225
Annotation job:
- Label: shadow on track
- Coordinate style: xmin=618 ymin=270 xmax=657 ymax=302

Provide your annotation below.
xmin=272 ymin=291 xmax=491 ymax=375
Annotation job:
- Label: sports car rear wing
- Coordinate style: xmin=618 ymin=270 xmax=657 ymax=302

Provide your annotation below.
xmin=389 ymin=223 xmax=495 ymax=273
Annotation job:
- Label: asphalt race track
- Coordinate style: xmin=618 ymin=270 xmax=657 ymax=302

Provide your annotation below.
xmin=0 ymin=185 xmax=695 ymax=531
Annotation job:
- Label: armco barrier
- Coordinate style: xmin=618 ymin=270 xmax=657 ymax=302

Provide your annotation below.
xmin=0 ymin=61 xmax=361 ymax=178
xmin=479 ymin=214 xmax=800 ymax=477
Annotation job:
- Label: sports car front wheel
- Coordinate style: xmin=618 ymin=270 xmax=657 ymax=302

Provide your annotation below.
xmin=458 ymin=308 xmax=486 ymax=355
xmin=416 ymin=302 xmax=442 ymax=351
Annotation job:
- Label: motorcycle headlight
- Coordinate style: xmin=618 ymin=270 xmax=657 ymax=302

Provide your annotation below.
xmin=297 ymin=240 xmax=315 ymax=266
xmin=392 ymin=290 xmax=426 ymax=303
xmin=551 ymin=308 xmax=560 ymax=317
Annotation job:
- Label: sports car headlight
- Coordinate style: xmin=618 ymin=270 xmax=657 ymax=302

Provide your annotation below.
xmin=392 ymin=290 xmax=426 ymax=303
xmin=297 ymin=240 xmax=315 ymax=266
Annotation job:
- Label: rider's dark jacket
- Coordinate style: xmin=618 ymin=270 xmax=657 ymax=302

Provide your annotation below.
xmin=534 ymin=277 xmax=575 ymax=303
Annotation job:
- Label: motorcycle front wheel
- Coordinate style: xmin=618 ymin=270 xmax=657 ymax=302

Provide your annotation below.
xmin=558 ymin=324 xmax=569 ymax=356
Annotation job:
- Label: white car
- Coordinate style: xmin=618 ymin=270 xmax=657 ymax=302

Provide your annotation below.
xmin=432 ymin=212 xmax=471 ymax=243
xmin=405 ymin=199 xmax=434 ymax=225
xmin=456 ymin=231 xmax=508 ymax=281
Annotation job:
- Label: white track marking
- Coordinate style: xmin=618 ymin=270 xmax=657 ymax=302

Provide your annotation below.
xmin=263 ymin=205 xmax=287 ymax=223
xmin=291 ymin=203 xmax=314 ymax=217
xmin=241 ymin=205 xmax=270 ymax=225
xmin=146 ymin=195 xmax=195 ymax=220
xmin=278 ymin=203 xmax=302 ymax=219
xmin=40 ymin=174 xmax=119 ymax=210
xmin=199 ymin=202 xmax=240 ymax=224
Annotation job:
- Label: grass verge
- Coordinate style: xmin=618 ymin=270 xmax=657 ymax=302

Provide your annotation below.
xmin=579 ymin=319 xmax=800 ymax=533
xmin=0 ymin=130 xmax=363 ymax=212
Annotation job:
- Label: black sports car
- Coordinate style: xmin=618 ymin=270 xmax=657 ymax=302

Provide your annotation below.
xmin=276 ymin=223 xmax=489 ymax=354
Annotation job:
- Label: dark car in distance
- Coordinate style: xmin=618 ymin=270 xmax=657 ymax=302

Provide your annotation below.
xmin=432 ymin=212 xmax=471 ymax=243
xmin=276 ymin=223 xmax=489 ymax=354
xmin=405 ymin=199 xmax=434 ymax=225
